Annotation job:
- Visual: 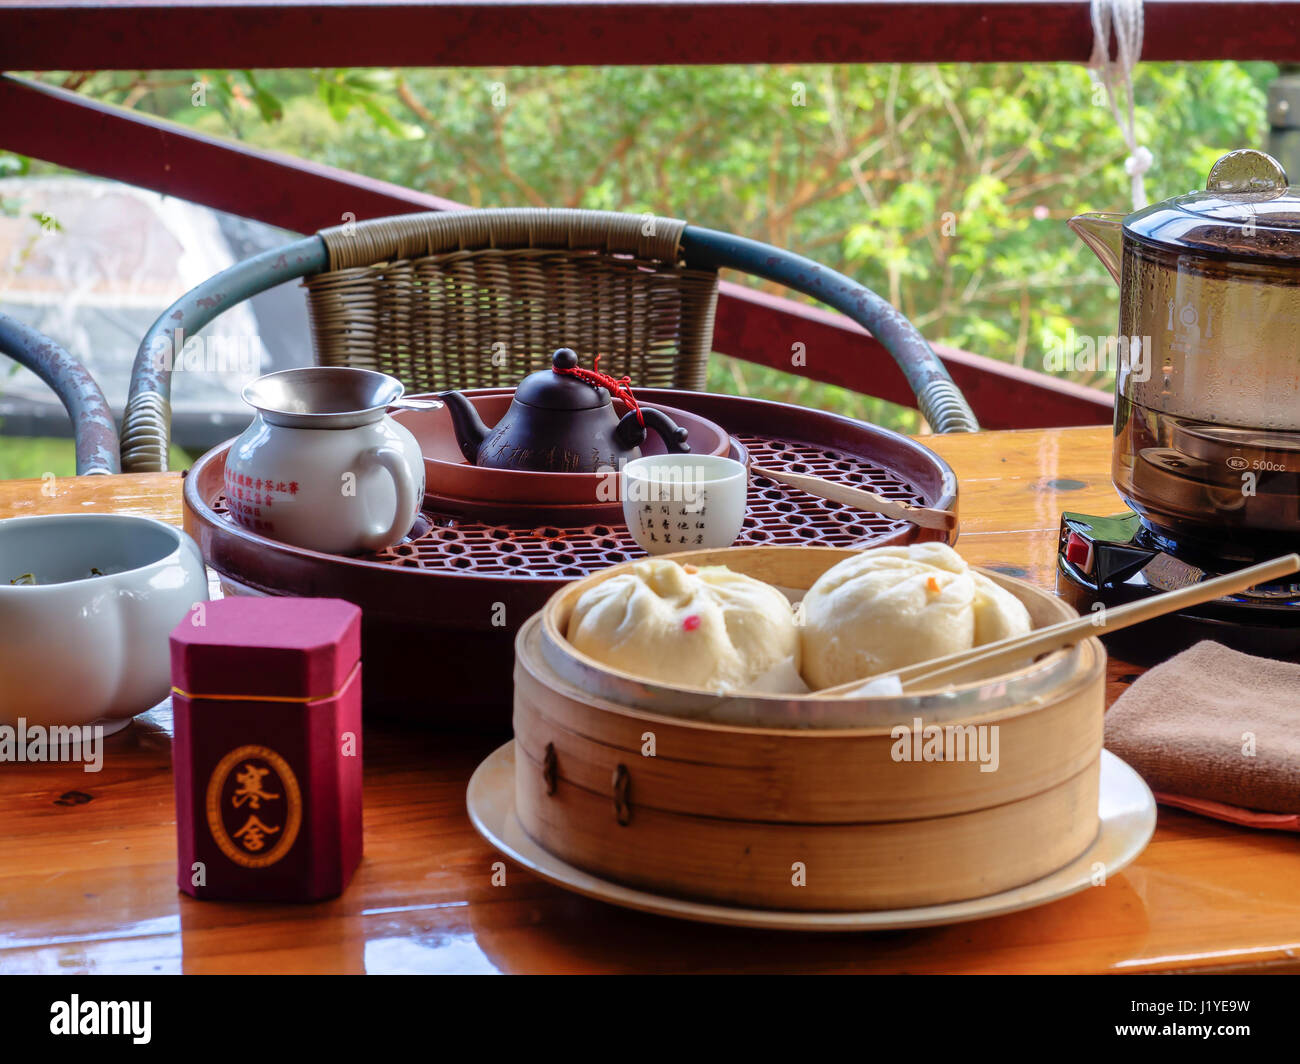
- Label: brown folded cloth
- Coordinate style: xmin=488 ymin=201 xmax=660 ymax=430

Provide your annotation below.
xmin=1105 ymin=641 xmax=1300 ymax=823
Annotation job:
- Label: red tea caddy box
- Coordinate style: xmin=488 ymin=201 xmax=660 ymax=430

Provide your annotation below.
xmin=170 ymin=597 xmax=363 ymax=902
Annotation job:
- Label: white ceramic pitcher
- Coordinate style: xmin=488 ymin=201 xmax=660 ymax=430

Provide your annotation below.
xmin=225 ymin=367 xmax=429 ymax=555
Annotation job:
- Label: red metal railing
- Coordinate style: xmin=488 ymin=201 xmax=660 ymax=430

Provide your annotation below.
xmin=5 ymin=1 xmax=1299 ymax=68
xmin=12 ymin=1 xmax=1278 ymax=427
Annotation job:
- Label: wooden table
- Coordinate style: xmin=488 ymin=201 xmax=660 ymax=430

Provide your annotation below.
xmin=2 ymin=426 xmax=1298 ymax=974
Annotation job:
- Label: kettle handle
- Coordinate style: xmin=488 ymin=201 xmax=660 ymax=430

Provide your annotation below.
xmin=620 ymin=406 xmax=691 ymax=454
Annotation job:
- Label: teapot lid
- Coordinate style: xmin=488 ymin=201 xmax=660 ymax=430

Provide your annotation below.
xmin=1126 ymin=149 xmax=1300 ymax=261
xmin=513 ymin=349 xmax=610 ymax=410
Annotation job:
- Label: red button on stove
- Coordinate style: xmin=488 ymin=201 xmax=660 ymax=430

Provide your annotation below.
xmin=1064 ymin=532 xmax=1093 ymax=575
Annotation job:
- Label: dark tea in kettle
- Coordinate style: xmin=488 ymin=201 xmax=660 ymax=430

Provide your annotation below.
xmin=1115 ymin=400 xmax=1300 ymax=560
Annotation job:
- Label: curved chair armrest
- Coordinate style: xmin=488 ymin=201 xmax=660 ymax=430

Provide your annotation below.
xmin=680 ymin=227 xmax=979 ymax=434
xmin=121 ymin=236 xmax=329 ymax=472
xmin=0 ymin=312 xmax=120 ymax=475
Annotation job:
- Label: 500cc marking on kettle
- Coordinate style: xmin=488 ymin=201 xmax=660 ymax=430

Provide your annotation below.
xmin=1226 ymin=456 xmax=1287 ymax=472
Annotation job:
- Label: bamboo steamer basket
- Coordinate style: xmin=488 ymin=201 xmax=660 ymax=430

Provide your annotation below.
xmin=513 ymin=546 xmax=1106 ymax=912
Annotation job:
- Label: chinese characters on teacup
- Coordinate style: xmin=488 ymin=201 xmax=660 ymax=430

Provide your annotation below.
xmin=621 ymin=454 xmax=747 ymax=555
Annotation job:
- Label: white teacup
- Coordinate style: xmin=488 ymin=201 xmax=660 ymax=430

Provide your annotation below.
xmin=226 ymin=367 xmax=426 ymax=555
xmin=622 ymin=454 xmax=748 ymax=555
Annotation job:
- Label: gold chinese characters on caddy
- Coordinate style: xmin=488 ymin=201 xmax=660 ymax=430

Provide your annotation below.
xmin=205 ymin=744 xmax=303 ymax=868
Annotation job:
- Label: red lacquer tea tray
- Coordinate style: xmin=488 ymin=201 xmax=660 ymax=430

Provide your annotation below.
xmin=182 ymin=389 xmax=958 ymax=726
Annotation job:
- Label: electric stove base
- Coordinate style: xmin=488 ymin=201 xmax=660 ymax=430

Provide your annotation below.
xmin=1057 ymin=510 xmax=1300 ymax=664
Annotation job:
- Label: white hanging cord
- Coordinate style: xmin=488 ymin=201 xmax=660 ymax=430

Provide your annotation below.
xmin=1089 ymin=0 xmax=1150 ymax=210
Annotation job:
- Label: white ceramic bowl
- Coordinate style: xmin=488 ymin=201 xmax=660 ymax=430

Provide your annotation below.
xmin=0 ymin=514 xmax=209 ymax=729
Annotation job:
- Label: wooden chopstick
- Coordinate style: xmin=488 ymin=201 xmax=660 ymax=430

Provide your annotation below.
xmin=815 ymin=553 xmax=1300 ymax=698
xmin=899 ymin=553 xmax=1300 ymax=692
xmin=750 ymin=464 xmax=957 ymax=531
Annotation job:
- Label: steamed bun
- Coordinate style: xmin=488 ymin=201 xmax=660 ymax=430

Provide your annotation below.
xmin=799 ymin=543 xmax=1031 ymax=689
xmin=566 ymin=559 xmax=799 ymax=690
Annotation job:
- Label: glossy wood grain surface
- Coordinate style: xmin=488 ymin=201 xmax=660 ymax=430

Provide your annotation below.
xmin=1 ymin=430 xmax=1298 ymax=974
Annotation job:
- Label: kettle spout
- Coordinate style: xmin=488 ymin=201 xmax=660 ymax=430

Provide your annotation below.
xmin=438 ymin=390 xmax=493 ymax=463
xmin=1068 ymin=212 xmax=1125 ymax=285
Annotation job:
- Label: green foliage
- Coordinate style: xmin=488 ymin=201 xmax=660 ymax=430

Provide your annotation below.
xmin=1 ymin=151 xmax=32 ymax=218
xmin=32 ymin=61 xmax=1276 ymax=422
xmin=0 ymin=436 xmax=191 ymax=479
xmin=0 ymin=151 xmax=30 ymax=179
xmin=706 ymin=357 xmax=918 ymax=433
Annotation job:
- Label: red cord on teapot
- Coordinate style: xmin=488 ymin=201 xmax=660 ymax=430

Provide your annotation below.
xmin=553 ymin=351 xmax=644 ymax=427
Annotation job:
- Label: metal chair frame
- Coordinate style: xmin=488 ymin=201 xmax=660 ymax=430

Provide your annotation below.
xmin=0 ymin=311 xmax=120 ymax=475
xmin=121 ymin=209 xmax=978 ymax=472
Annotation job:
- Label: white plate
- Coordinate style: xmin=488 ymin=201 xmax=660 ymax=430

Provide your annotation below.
xmin=466 ymin=742 xmax=1156 ymax=932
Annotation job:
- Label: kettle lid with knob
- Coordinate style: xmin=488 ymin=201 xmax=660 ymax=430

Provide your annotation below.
xmin=1125 ymin=149 xmax=1300 ymax=261
xmin=511 ymin=348 xmax=612 ymax=410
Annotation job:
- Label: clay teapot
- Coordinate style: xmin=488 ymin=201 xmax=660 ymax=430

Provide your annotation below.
xmin=439 ymin=348 xmax=691 ymax=472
